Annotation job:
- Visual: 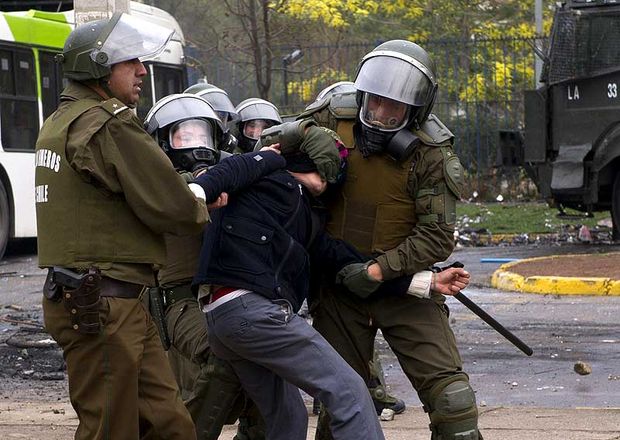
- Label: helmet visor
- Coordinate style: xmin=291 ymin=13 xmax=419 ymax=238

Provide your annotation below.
xmin=360 ymin=93 xmax=410 ymax=132
xmin=169 ymin=119 xmax=214 ymax=150
xmin=200 ymin=91 xmax=238 ymax=117
xmin=243 ymin=119 xmax=275 ymax=140
xmin=237 ymin=101 xmax=282 ymax=124
xmin=145 ymin=94 xmax=222 ymax=135
xmin=91 ymin=13 xmax=173 ymax=66
xmin=355 ymin=56 xmax=433 ymax=106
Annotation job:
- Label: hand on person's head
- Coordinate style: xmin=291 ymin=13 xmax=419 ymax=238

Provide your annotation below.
xmin=260 ymin=143 xmax=281 ymax=154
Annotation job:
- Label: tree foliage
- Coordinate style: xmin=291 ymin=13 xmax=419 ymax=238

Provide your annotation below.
xmin=143 ymin=0 xmax=553 ymax=106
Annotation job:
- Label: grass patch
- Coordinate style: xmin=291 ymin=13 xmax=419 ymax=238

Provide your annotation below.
xmin=457 ymin=202 xmax=611 ymax=234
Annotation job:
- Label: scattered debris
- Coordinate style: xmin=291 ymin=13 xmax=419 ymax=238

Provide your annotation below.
xmin=578 ymin=225 xmax=592 ymax=243
xmin=5 ymin=305 xmax=23 ymax=311
xmin=573 ymin=361 xmax=592 ymax=376
xmin=0 ymin=316 xmax=44 ymax=328
xmin=6 ymin=328 xmax=57 ymax=349
xmin=41 ymin=408 xmax=66 ymax=415
xmin=379 ymin=408 xmax=395 ymax=421
xmin=455 ymin=222 xmax=614 ymax=247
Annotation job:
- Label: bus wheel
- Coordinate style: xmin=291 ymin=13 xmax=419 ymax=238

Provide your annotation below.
xmin=613 ymin=172 xmax=620 ymax=241
xmin=0 ymin=182 xmax=9 ymax=259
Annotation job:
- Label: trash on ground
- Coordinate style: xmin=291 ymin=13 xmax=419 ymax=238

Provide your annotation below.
xmin=574 ymin=361 xmax=592 ymax=376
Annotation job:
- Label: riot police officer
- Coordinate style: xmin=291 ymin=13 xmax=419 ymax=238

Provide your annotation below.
xmin=311 ymin=80 xmax=407 ymax=418
xmin=144 ymin=93 xmax=265 ymax=440
xmin=302 ymin=40 xmax=482 ymax=440
xmin=36 ymin=13 xmax=208 ymax=440
xmin=234 ymin=98 xmax=282 ymax=153
xmin=184 ymin=83 xmax=240 ymax=152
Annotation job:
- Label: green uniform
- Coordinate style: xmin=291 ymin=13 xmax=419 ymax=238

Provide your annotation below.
xmin=36 ymin=81 xmax=208 ymax=440
xmin=304 ymin=99 xmax=477 ymax=439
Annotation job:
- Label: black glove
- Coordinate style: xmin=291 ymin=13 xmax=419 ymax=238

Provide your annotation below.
xmin=336 ymin=261 xmax=382 ymax=298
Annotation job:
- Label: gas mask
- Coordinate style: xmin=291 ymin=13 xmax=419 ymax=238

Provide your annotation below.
xmin=166 ymin=119 xmax=221 ymax=172
xmin=238 ymin=119 xmax=276 ymax=153
xmin=356 ymin=93 xmax=420 ymax=161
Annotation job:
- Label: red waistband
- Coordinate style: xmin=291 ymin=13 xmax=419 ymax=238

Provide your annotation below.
xmin=210 ymin=286 xmax=237 ymax=303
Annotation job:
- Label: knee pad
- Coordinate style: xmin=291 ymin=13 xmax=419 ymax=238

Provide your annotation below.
xmin=427 ymin=376 xmax=480 ymax=440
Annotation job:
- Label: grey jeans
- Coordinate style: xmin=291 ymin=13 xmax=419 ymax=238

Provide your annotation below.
xmin=205 ymin=292 xmax=384 ymax=440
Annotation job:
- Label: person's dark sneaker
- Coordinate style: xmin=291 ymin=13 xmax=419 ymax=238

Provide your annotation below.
xmin=373 ymin=396 xmax=406 ymax=415
xmin=371 ymin=388 xmax=406 ymax=415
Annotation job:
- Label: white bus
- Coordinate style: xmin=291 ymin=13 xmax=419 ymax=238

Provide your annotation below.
xmin=0 ymin=2 xmax=187 ymax=259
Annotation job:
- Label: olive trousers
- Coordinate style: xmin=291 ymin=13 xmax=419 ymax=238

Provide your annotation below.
xmin=164 ymin=297 xmax=265 ymax=440
xmin=312 ymin=288 xmax=471 ymax=439
xmin=42 ymin=295 xmax=196 ymax=440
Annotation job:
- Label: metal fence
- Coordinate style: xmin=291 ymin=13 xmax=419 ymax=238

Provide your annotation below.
xmin=199 ymin=36 xmax=547 ymax=173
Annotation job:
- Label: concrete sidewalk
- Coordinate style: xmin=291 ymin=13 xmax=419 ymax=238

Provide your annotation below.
xmin=1 ymin=401 xmax=619 ymax=440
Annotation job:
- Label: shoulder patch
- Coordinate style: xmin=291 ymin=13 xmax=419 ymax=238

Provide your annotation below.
xmin=414 ymin=114 xmax=454 ymax=147
xmin=99 ymin=98 xmax=130 ymax=116
xmin=441 ymin=147 xmax=464 ymax=199
xmin=328 ymin=91 xmax=357 ymax=120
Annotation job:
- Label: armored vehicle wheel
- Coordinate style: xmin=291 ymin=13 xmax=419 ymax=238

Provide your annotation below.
xmin=612 ymin=173 xmax=620 ymax=241
xmin=0 ymin=182 xmax=9 ymax=259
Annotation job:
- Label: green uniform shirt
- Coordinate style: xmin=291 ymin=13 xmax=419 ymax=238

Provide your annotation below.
xmin=37 ymin=82 xmax=209 ymax=286
xmin=312 ymin=117 xmax=461 ymax=281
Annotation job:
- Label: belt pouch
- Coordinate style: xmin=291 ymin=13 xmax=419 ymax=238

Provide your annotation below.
xmin=149 ymin=287 xmax=171 ymax=350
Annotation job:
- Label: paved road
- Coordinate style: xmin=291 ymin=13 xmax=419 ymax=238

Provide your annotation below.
xmin=379 ymin=243 xmax=620 ymax=409
xmin=1 ymin=240 xmax=620 ymax=439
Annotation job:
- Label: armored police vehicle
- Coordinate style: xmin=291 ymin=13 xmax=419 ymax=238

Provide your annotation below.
xmin=506 ymin=0 xmax=620 ymax=238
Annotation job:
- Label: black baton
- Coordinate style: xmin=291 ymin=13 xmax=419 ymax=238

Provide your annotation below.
xmin=454 ymin=291 xmax=533 ymax=356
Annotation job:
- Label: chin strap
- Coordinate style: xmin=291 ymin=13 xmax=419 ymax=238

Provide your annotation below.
xmin=98 ymin=78 xmax=115 ymax=100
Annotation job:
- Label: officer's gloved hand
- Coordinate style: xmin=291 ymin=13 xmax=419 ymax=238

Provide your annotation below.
xmin=336 ymin=261 xmax=382 ymax=298
xmin=256 ymin=119 xmax=316 ymax=155
xmin=179 ymin=171 xmax=194 ymax=183
xmin=300 ymin=126 xmax=342 ymax=183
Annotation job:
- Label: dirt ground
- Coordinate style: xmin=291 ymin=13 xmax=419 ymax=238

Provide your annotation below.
xmin=506 ymin=252 xmax=620 ymax=278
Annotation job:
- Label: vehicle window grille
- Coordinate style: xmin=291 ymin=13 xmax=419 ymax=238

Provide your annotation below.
xmin=547 ymin=9 xmax=620 ymax=84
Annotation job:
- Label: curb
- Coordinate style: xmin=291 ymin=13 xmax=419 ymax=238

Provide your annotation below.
xmin=491 ymin=254 xmax=620 ymax=296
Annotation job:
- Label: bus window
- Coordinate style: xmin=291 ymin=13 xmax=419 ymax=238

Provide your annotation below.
xmin=153 ymin=64 xmax=185 ymax=100
xmin=0 ymin=47 xmax=38 ymax=151
xmin=1 ymin=100 xmax=39 ymax=151
xmin=14 ymin=50 xmax=36 ymax=97
xmin=0 ymin=48 xmax=15 ymax=95
xmin=136 ymin=64 xmax=186 ymax=121
xmin=40 ymin=51 xmax=61 ymax=119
